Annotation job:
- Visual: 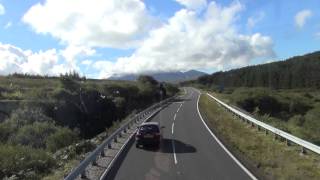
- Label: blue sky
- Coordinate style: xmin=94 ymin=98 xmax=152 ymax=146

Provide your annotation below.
xmin=0 ymin=0 xmax=319 ymax=78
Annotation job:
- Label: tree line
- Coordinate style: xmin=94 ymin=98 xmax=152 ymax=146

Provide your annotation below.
xmin=183 ymin=51 xmax=320 ymax=89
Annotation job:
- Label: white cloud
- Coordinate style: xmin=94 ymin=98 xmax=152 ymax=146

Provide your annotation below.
xmin=23 ymin=0 xmax=156 ymax=49
xmin=0 ymin=43 xmax=83 ymax=76
xmin=0 ymin=43 xmax=58 ymax=75
xmin=295 ymin=9 xmax=312 ymax=28
xmin=94 ymin=1 xmax=275 ymax=78
xmin=60 ymin=45 xmax=95 ymax=70
xmin=247 ymin=11 xmax=265 ymax=29
xmin=81 ymin=60 xmax=93 ymax=66
xmin=175 ymin=0 xmax=207 ymax=11
xmin=4 ymin=22 xmax=12 ymax=29
xmin=0 ymin=3 xmax=5 ymax=15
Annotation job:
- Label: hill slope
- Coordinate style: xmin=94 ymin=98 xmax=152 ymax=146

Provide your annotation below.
xmin=188 ymin=51 xmax=320 ymax=89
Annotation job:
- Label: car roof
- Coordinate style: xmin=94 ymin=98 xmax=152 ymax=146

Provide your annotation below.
xmin=141 ymin=122 xmax=159 ymax=126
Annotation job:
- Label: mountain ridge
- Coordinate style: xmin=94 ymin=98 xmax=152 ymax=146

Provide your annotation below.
xmin=108 ymin=70 xmax=207 ymax=83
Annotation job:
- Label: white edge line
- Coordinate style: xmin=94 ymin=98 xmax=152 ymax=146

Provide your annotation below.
xmin=174 ymin=113 xmax=177 ymax=120
xmin=195 ymin=91 xmax=258 ymax=180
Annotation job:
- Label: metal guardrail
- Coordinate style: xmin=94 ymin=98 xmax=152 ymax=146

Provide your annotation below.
xmin=206 ymin=93 xmax=320 ymax=155
xmin=64 ymin=96 xmax=175 ymax=180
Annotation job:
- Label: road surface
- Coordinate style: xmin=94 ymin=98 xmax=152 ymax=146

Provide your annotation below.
xmin=106 ymin=87 xmax=255 ymax=180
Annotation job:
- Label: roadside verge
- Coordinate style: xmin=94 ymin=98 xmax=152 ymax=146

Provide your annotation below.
xmin=198 ymin=93 xmax=320 ymax=179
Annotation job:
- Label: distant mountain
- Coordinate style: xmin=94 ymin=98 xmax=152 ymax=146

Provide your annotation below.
xmin=108 ymin=70 xmax=207 ymax=83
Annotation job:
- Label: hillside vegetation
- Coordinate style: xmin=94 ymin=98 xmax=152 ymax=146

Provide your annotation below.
xmin=183 ymin=51 xmax=320 ymax=146
xmin=213 ymin=88 xmax=320 ymax=146
xmin=184 ymin=51 xmax=320 ymax=89
xmin=0 ymin=73 xmax=178 ymax=179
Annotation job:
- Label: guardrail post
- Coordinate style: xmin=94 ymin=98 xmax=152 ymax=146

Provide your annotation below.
xmin=286 ymin=139 xmax=291 ymax=146
xmin=251 ymin=122 xmax=255 ymax=128
xmin=101 ymin=150 xmax=105 ymax=157
xmin=274 ymin=134 xmax=278 ymax=141
xmin=92 ymin=159 xmax=98 ymax=166
xmin=257 ymin=126 xmax=261 ymax=131
xmin=114 ymin=137 xmax=118 ymax=143
xmin=108 ymin=143 xmax=112 ymax=149
xmin=265 ymin=129 xmax=268 ymax=135
xmin=81 ymin=171 xmax=87 ymax=179
xmin=301 ymin=147 xmax=307 ymax=154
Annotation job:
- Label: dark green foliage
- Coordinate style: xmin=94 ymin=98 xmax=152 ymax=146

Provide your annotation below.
xmin=163 ymin=83 xmax=179 ymax=97
xmin=53 ymin=87 xmax=117 ymax=138
xmin=9 ymin=107 xmax=53 ymax=128
xmin=189 ymin=51 xmax=320 ymax=89
xmin=46 ymin=128 xmax=78 ymax=152
xmin=217 ymin=88 xmax=320 ymax=145
xmin=0 ymin=145 xmax=56 ymax=179
xmin=232 ymin=88 xmax=311 ymax=121
xmin=137 ymin=75 xmax=159 ymax=100
xmin=0 ymin=122 xmax=14 ymax=142
xmin=12 ymin=122 xmax=58 ymax=149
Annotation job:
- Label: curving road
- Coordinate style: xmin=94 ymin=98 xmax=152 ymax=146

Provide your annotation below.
xmin=105 ymin=87 xmax=256 ymax=180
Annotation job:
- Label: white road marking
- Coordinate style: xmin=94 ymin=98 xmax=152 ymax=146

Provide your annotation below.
xmin=177 ymin=103 xmax=183 ymax=113
xmin=195 ymin=89 xmax=258 ymax=180
xmin=174 ymin=113 xmax=177 ymax=121
xmin=172 ymin=122 xmax=175 ymax=134
xmin=171 ymin=119 xmax=178 ymax=164
xmin=171 ymin=139 xmax=178 ymax=164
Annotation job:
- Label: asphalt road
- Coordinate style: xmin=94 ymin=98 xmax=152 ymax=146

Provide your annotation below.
xmin=106 ymin=87 xmax=255 ymax=180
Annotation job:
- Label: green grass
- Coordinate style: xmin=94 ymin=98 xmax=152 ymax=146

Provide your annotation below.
xmin=199 ymin=93 xmax=320 ymax=179
xmin=0 ymin=76 xmax=135 ymax=100
xmin=210 ymin=88 xmax=320 ymax=146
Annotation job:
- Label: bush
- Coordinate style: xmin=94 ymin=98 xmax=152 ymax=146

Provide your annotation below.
xmin=0 ymin=122 xmax=14 ymax=143
xmin=12 ymin=122 xmax=58 ymax=149
xmin=0 ymin=144 xmax=56 ymax=179
xmin=46 ymin=128 xmax=78 ymax=152
xmin=9 ymin=107 xmax=53 ymax=128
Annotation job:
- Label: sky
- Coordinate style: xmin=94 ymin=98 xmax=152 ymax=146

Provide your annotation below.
xmin=0 ymin=0 xmax=319 ymax=78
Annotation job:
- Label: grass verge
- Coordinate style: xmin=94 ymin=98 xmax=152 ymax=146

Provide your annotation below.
xmin=199 ymin=93 xmax=320 ymax=180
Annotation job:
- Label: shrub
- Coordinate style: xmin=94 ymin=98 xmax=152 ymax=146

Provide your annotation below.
xmin=46 ymin=128 xmax=78 ymax=152
xmin=0 ymin=122 xmax=14 ymax=143
xmin=0 ymin=144 xmax=56 ymax=179
xmin=9 ymin=107 xmax=53 ymax=128
xmin=12 ymin=122 xmax=58 ymax=149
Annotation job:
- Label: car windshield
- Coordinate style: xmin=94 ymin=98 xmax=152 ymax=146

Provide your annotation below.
xmin=1 ymin=0 xmax=320 ymax=179
xmin=139 ymin=125 xmax=160 ymax=133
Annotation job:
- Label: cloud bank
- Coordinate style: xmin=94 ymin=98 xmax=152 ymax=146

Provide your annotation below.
xmin=0 ymin=0 xmax=275 ymax=78
xmin=93 ymin=1 xmax=274 ymax=78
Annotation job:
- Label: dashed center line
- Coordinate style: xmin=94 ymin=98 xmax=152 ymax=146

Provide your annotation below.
xmin=171 ymin=122 xmax=175 ymax=134
xmin=171 ymin=140 xmax=178 ymax=164
xmin=174 ymin=114 xmax=177 ymax=121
